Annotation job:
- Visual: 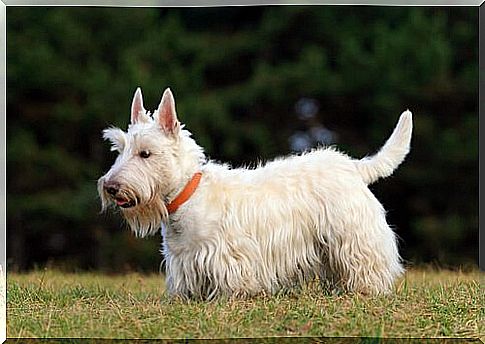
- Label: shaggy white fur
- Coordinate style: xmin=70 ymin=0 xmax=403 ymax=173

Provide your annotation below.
xmin=98 ymin=87 xmax=413 ymax=300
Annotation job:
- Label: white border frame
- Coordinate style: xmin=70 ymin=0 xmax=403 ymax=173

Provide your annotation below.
xmin=1 ymin=0 xmax=484 ymax=5
xmin=1 ymin=1 xmax=6 ymax=343
xmin=1 ymin=2 xmax=482 ymax=343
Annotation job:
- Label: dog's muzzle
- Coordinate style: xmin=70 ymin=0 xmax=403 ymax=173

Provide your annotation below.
xmin=103 ymin=181 xmax=137 ymax=208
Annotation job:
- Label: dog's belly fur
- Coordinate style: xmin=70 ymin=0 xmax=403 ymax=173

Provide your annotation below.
xmin=163 ymin=148 xmax=403 ymax=299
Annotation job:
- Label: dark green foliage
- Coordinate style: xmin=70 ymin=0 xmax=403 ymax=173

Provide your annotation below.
xmin=6 ymin=7 xmax=478 ymax=271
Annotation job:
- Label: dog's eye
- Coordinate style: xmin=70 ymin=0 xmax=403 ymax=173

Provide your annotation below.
xmin=139 ymin=150 xmax=151 ymax=159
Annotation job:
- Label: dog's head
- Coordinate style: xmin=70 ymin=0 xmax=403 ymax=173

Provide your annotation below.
xmin=98 ymin=88 xmax=205 ymax=237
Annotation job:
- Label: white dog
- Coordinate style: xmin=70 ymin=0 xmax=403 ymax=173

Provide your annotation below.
xmin=98 ymin=88 xmax=412 ymax=300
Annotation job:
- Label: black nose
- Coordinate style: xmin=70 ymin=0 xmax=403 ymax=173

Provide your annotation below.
xmin=104 ymin=182 xmax=120 ymax=196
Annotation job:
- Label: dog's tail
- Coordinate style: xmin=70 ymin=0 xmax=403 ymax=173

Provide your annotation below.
xmin=356 ymin=110 xmax=413 ymax=185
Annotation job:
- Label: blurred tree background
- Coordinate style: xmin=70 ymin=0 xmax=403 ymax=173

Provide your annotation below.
xmin=6 ymin=6 xmax=478 ymax=272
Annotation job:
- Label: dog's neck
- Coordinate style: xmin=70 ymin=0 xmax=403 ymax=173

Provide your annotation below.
xmin=165 ymin=131 xmax=206 ymax=207
xmin=165 ymin=164 xmax=203 ymax=205
xmin=166 ymin=171 xmax=203 ymax=214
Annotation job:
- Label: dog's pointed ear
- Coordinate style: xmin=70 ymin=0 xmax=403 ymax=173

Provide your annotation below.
xmin=157 ymin=88 xmax=180 ymax=136
xmin=131 ymin=87 xmax=146 ymax=124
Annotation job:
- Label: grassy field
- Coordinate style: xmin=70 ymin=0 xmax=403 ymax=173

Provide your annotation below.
xmin=6 ymin=268 xmax=484 ymax=339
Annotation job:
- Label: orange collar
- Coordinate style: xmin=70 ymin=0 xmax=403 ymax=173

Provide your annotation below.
xmin=166 ymin=172 xmax=203 ymax=214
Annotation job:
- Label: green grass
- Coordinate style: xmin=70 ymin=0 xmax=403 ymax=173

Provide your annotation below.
xmin=6 ymin=268 xmax=484 ymax=339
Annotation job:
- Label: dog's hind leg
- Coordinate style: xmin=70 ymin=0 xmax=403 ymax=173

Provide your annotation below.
xmin=319 ymin=192 xmax=404 ymax=295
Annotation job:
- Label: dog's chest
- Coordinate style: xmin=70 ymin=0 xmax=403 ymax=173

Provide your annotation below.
xmin=164 ymin=206 xmax=210 ymax=244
